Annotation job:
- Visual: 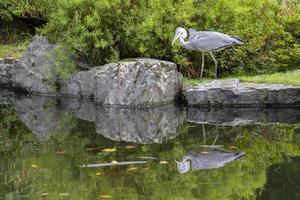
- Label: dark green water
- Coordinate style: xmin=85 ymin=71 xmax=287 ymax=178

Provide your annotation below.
xmin=0 ymin=92 xmax=300 ymax=200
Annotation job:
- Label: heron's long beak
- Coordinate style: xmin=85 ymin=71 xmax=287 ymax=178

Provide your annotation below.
xmin=172 ymin=34 xmax=180 ymax=45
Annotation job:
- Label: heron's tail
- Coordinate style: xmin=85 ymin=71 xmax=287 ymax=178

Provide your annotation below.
xmin=231 ymin=36 xmax=244 ymax=45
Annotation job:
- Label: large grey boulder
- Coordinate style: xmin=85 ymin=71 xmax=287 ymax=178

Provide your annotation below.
xmin=93 ymin=59 xmax=181 ymax=106
xmin=9 ymin=35 xmax=182 ymax=106
xmin=60 ymin=58 xmax=182 ymax=106
xmin=12 ymin=36 xmax=57 ymax=95
xmin=183 ymin=79 xmax=300 ymax=107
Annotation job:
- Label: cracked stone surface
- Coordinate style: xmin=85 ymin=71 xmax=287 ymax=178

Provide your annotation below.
xmin=9 ymin=36 xmax=182 ymax=106
xmin=60 ymin=58 xmax=182 ymax=106
xmin=183 ymin=79 xmax=300 ymax=107
xmin=12 ymin=36 xmax=57 ymax=95
xmin=93 ymin=59 xmax=182 ymax=106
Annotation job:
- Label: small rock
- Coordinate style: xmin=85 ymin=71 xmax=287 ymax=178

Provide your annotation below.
xmin=4 ymin=57 xmax=16 ymax=64
xmin=183 ymin=79 xmax=300 ymax=107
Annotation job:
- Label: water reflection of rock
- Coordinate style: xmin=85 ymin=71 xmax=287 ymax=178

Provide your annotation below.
xmin=176 ymin=151 xmax=244 ymax=173
xmin=11 ymin=94 xmax=184 ymax=143
xmin=0 ymin=89 xmax=14 ymax=105
xmin=13 ymin=95 xmax=62 ymax=141
xmin=187 ymin=107 xmax=300 ymax=126
xmin=95 ymin=106 xmax=184 ymax=144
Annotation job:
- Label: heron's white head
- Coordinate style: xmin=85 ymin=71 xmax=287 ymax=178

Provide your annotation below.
xmin=172 ymin=27 xmax=187 ymax=45
xmin=175 ymin=159 xmax=191 ymax=173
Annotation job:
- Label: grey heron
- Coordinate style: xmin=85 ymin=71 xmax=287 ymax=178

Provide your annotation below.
xmin=172 ymin=27 xmax=244 ymax=79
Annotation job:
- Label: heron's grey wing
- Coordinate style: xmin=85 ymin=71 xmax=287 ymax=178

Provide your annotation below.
xmin=188 ymin=28 xmax=198 ymax=39
xmin=188 ymin=30 xmax=211 ymax=40
xmin=189 ymin=32 xmax=240 ymax=52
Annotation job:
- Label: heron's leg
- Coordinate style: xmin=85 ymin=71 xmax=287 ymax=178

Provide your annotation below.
xmin=200 ymin=52 xmax=205 ymax=79
xmin=212 ymin=126 xmax=219 ymax=145
xmin=209 ymin=52 xmax=218 ymax=79
xmin=202 ymin=124 xmax=206 ymax=145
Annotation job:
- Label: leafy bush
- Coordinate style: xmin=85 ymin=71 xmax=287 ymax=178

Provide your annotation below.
xmin=2 ymin=0 xmax=300 ymax=78
xmin=0 ymin=0 xmax=14 ymax=22
xmin=0 ymin=0 xmax=56 ymax=22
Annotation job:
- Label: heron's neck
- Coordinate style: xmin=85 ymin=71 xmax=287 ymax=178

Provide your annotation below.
xmin=179 ymin=37 xmax=190 ymax=49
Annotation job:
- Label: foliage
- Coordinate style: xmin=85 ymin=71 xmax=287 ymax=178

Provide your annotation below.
xmin=0 ymin=0 xmax=13 ymax=22
xmin=0 ymin=0 xmax=56 ymax=22
xmin=1 ymin=0 xmax=300 ymax=78
xmin=0 ymin=37 xmax=30 ymax=58
xmin=38 ymin=0 xmax=300 ymax=78
xmin=238 ymin=70 xmax=300 ymax=85
xmin=183 ymin=70 xmax=300 ymax=86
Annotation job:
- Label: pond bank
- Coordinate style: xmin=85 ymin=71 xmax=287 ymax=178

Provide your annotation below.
xmin=1 ymin=36 xmax=300 ymax=108
xmin=183 ymin=79 xmax=300 ymax=108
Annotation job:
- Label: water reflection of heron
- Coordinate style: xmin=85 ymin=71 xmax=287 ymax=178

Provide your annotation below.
xmin=200 ymin=125 xmax=223 ymax=148
xmin=176 ymin=151 xmax=244 ymax=173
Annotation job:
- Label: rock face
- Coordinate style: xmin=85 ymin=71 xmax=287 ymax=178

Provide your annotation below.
xmin=0 ymin=64 xmax=13 ymax=87
xmin=93 ymin=59 xmax=181 ymax=106
xmin=59 ymin=67 xmax=98 ymax=98
xmin=4 ymin=36 xmax=182 ymax=106
xmin=12 ymin=36 xmax=57 ymax=95
xmin=61 ymin=58 xmax=182 ymax=106
xmin=11 ymin=36 xmax=182 ymax=106
xmin=183 ymin=79 xmax=300 ymax=107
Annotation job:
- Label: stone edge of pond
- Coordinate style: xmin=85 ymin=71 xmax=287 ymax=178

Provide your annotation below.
xmin=182 ymin=79 xmax=300 ymax=108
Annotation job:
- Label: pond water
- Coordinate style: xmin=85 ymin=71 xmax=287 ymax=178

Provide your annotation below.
xmin=0 ymin=90 xmax=300 ymax=200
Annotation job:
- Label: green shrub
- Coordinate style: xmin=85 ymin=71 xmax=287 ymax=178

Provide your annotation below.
xmin=0 ymin=0 xmax=14 ymax=22
xmin=2 ymin=0 xmax=300 ymax=78
xmin=0 ymin=0 xmax=56 ymax=22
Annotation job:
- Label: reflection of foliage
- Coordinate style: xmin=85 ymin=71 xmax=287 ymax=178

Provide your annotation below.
xmin=0 ymin=107 xmax=300 ymax=199
xmin=0 ymin=106 xmax=37 ymax=158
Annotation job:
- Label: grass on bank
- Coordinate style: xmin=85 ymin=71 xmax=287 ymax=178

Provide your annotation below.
xmin=183 ymin=70 xmax=300 ymax=86
xmin=0 ymin=40 xmax=30 ymax=59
